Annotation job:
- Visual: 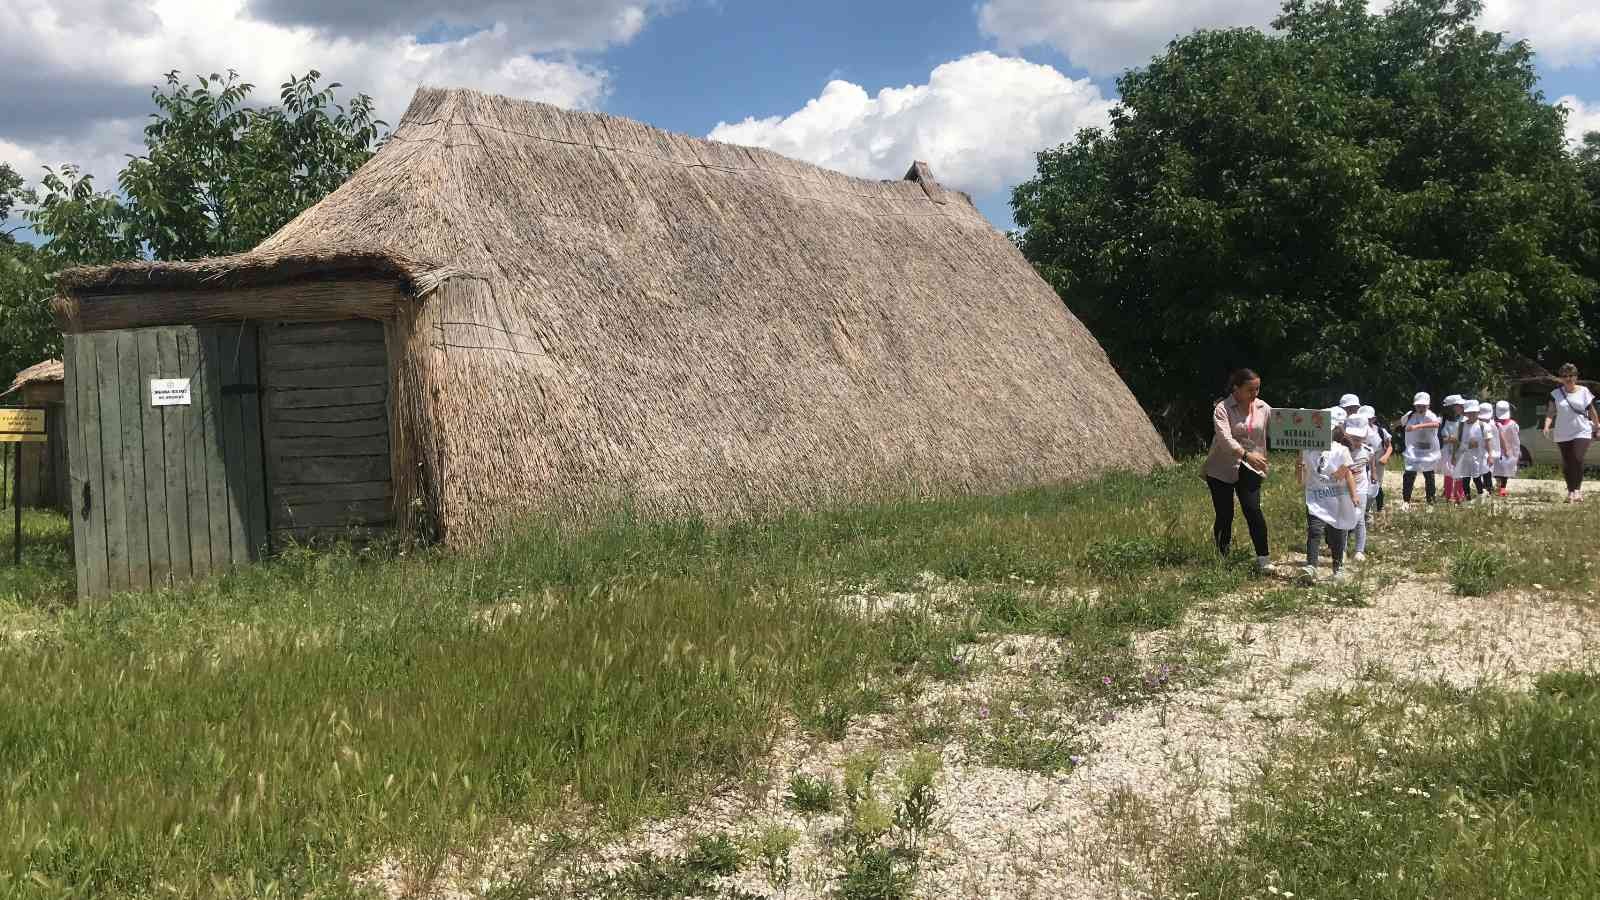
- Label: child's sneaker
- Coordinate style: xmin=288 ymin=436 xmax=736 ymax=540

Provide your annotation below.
xmin=1328 ymin=569 xmax=1348 ymax=582
xmin=1299 ymin=565 xmax=1317 ymax=580
xmin=1353 ymin=552 xmax=1367 ymax=563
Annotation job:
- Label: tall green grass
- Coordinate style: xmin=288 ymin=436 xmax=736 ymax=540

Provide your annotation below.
xmin=0 ymin=461 xmax=1308 ymax=898
xmin=1172 ymin=672 xmax=1600 ymax=900
xmin=0 ymin=508 xmax=74 ymax=613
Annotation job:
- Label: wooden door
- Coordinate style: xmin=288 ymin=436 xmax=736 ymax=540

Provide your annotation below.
xmin=64 ymin=325 xmax=268 ymax=599
xmin=260 ymin=320 xmax=393 ymax=543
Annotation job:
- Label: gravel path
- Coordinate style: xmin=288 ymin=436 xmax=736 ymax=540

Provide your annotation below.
xmin=363 ymin=491 xmax=1600 ymax=900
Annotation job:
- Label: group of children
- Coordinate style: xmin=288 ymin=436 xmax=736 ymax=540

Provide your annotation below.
xmin=1297 ymin=391 xmax=1522 ymax=581
xmin=1398 ymin=392 xmax=1522 ymax=503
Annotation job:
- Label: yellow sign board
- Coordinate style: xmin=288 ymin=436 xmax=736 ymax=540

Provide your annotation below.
xmin=0 ymin=408 xmax=46 ymax=443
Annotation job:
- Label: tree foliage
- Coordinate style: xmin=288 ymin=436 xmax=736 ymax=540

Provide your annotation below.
xmin=118 ymin=70 xmax=383 ymax=259
xmin=0 ymin=69 xmax=382 ymax=384
xmin=1012 ymin=0 xmax=1598 ymax=441
xmin=0 ymin=163 xmax=57 ymax=383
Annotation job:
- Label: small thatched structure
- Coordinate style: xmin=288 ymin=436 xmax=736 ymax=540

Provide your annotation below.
xmin=54 ymin=87 xmax=1168 ymax=559
xmin=2 ymin=359 xmax=68 ymax=511
xmin=3 ymin=359 xmax=64 ymax=398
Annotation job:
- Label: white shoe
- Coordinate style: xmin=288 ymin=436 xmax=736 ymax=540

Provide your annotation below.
xmin=1255 ymin=556 xmax=1275 ymax=573
xmin=1576 ymin=491 xmax=1585 ymax=503
xmin=1329 ymin=570 xmax=1348 ymax=582
xmin=1300 ymin=565 xmax=1317 ymax=580
xmin=1353 ymin=552 xmax=1366 ymax=563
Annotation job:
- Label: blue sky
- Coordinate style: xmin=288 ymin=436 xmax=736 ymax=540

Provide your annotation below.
xmin=3 ymin=0 xmax=1598 ymax=238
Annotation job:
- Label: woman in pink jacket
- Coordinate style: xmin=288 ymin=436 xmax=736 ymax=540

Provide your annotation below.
xmin=1203 ymin=369 xmax=1273 ymax=572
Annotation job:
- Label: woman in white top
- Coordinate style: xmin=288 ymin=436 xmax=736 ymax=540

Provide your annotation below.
xmin=1543 ymin=363 xmax=1600 ymax=502
xmin=1401 ymin=392 xmax=1440 ymax=503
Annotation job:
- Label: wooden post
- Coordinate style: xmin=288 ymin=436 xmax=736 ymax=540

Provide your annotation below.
xmin=12 ymin=443 xmax=19 ymax=565
xmin=2 ymin=407 xmax=51 ymax=565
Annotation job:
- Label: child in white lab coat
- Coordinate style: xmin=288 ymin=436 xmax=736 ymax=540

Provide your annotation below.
xmin=1300 ymin=420 xmax=1362 ymax=581
xmin=1492 ymin=401 xmax=1521 ymax=496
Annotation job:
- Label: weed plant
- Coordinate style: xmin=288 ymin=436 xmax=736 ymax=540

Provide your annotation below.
xmin=783 ymin=773 xmax=838 ymax=815
xmin=1449 ymin=546 xmax=1508 ymax=596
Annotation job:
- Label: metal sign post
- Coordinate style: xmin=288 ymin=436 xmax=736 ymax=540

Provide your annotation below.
xmin=0 ymin=407 xmax=47 ymax=565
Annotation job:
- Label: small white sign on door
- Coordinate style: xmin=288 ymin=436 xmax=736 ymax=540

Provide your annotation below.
xmin=150 ymin=378 xmax=192 ymax=407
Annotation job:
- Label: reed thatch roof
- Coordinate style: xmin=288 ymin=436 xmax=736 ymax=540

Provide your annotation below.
xmin=56 ymin=86 xmax=1171 ymax=543
xmin=3 ymin=359 xmax=63 ymax=397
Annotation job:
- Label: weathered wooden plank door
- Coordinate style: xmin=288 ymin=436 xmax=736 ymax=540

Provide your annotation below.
xmin=64 ymin=324 xmax=268 ymax=600
xmin=260 ymin=320 xmax=394 ymax=544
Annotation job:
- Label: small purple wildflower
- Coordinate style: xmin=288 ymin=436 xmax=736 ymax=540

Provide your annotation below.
xmin=978 ymin=705 xmax=991 ymax=720
xmin=1101 ymin=676 xmax=1113 ymax=686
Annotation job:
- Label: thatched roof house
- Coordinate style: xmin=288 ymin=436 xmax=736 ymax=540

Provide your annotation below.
xmin=54 ymin=87 xmax=1167 ymax=582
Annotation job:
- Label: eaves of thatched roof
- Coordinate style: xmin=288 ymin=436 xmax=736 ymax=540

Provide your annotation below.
xmin=3 ymin=359 xmax=63 ymax=397
xmin=54 ymin=86 xmax=1172 ymax=543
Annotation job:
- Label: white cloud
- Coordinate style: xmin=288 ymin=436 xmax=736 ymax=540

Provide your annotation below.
xmin=1560 ymin=95 xmax=1600 ymax=147
xmin=1480 ymin=0 xmax=1600 ymax=68
xmin=978 ymin=0 xmax=1281 ymax=75
xmin=979 ymin=0 xmax=1600 ymax=76
xmin=707 ymin=52 xmax=1113 ymax=196
xmin=0 ymin=0 xmax=638 ymax=188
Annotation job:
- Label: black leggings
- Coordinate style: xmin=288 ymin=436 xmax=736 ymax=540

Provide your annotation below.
xmin=1207 ymin=466 xmax=1268 ymax=558
xmin=1558 ymin=439 xmax=1592 ymax=492
xmin=1402 ymin=470 xmax=1436 ymax=502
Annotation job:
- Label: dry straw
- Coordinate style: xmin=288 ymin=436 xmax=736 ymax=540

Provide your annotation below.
xmin=53 ymin=87 xmax=1171 ymax=545
xmin=3 ymin=359 xmax=64 ymax=397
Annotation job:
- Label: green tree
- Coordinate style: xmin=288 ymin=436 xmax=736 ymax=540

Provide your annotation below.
xmin=0 ymin=164 xmax=60 ymax=382
xmin=1 ymin=162 xmax=25 ymax=233
xmin=1013 ymin=0 xmax=1597 ymax=441
xmin=1571 ymin=132 xmax=1600 ymax=374
xmin=2 ymin=68 xmax=383 ymax=385
xmin=119 ymin=69 xmax=384 ymax=258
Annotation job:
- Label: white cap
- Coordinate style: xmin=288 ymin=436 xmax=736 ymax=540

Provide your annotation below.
xmin=1463 ymin=400 xmax=1480 ymax=415
xmin=1327 ymin=406 xmax=1348 ymax=425
xmin=1495 ymin=400 xmax=1511 ymax=417
xmin=1413 ymin=391 xmax=1430 ymax=406
xmin=1357 ymin=405 xmax=1376 ymax=419
xmin=1344 ymin=415 xmax=1370 ymax=439
xmin=1340 ymin=393 xmax=1361 ymax=409
xmin=1443 ymin=394 xmax=1464 ymax=407
xmin=1478 ymin=405 xmax=1493 ymax=420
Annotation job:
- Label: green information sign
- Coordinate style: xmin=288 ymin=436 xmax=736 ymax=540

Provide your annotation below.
xmin=1269 ymin=408 xmax=1334 ymax=451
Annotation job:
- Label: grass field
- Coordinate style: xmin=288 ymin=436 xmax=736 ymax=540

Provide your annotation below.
xmin=1 ymin=458 xmax=1596 ymax=899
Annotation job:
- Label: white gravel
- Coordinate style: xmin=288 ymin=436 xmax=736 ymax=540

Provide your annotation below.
xmin=361 ymin=510 xmax=1600 ymax=900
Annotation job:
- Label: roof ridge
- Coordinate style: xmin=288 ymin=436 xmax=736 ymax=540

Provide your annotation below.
xmin=399 ymin=86 xmax=970 ymax=209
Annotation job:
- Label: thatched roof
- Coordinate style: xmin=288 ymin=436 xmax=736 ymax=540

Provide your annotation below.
xmin=56 ymin=87 xmax=1171 ymax=543
xmin=3 ymin=359 xmax=63 ymax=397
